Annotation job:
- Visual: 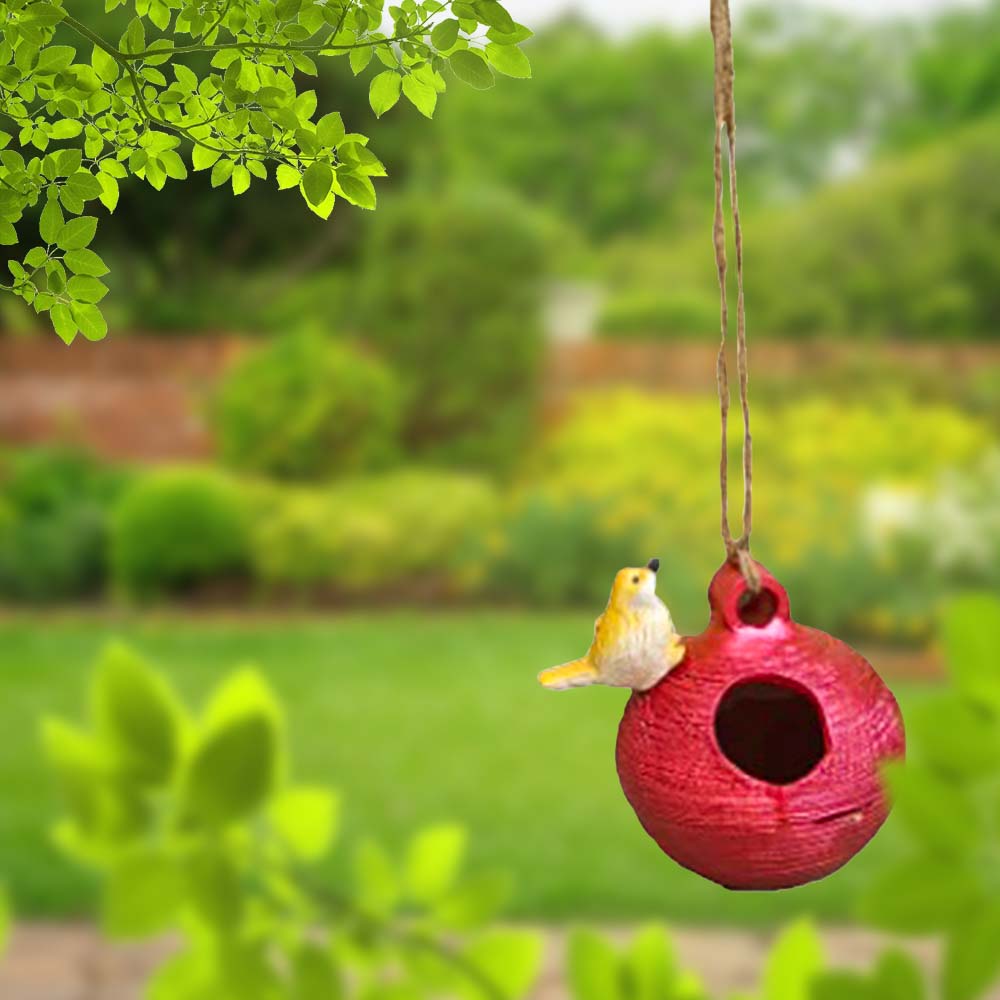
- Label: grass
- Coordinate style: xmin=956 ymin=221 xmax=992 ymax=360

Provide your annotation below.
xmin=0 ymin=610 xmax=930 ymax=926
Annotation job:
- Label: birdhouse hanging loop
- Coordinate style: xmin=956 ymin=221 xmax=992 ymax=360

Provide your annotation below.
xmin=615 ymin=560 xmax=905 ymax=891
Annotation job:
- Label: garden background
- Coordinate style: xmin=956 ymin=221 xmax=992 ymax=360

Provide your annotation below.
xmin=1 ymin=0 xmax=1000 ymax=996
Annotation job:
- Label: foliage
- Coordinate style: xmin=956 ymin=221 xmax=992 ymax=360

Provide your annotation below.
xmin=485 ymin=494 xmax=646 ymax=607
xmin=215 ymin=330 xmax=402 ymax=481
xmin=857 ymin=594 xmax=1000 ymax=1000
xmin=0 ymin=0 xmax=530 ymax=343
xmin=248 ymin=467 xmax=499 ymax=596
xmin=566 ymin=924 xmax=707 ymax=999
xmin=600 ymin=120 xmax=1000 ymax=340
xmin=355 ymin=187 xmax=546 ymax=471
xmin=111 ymin=466 xmax=251 ymax=598
xmin=525 ymin=389 xmax=989 ymax=635
xmin=564 ymin=919 xmax=927 ymax=1000
xmin=42 ymin=642 xmax=541 ymax=999
xmin=432 ymin=11 xmax=896 ymax=240
xmin=0 ymin=445 xmax=127 ymax=601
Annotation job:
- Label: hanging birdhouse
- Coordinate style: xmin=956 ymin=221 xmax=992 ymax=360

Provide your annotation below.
xmin=615 ymin=560 xmax=906 ymax=891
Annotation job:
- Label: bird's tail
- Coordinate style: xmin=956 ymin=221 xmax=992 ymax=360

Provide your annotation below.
xmin=538 ymin=658 xmax=598 ymax=690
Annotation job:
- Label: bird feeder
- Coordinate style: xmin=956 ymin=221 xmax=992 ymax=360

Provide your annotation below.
xmin=615 ymin=560 xmax=905 ymax=891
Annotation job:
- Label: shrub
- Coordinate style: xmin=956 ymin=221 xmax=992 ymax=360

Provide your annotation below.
xmin=214 ymin=331 xmax=402 ymax=482
xmin=0 ymin=447 xmax=127 ymax=602
xmin=526 ymin=389 xmax=991 ymax=635
xmin=112 ymin=468 xmax=251 ymax=599
xmin=355 ymin=188 xmax=547 ymax=472
xmin=486 ymin=494 xmax=648 ymax=607
xmin=249 ymin=469 xmax=500 ymax=597
xmin=598 ymin=289 xmax=719 ymax=338
xmin=599 ymin=120 xmax=1000 ymax=340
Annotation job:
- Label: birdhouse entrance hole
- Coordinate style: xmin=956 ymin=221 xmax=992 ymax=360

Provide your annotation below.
xmin=714 ymin=678 xmax=827 ymax=785
xmin=737 ymin=587 xmax=779 ymax=627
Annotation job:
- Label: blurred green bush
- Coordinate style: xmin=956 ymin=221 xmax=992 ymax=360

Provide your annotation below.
xmin=111 ymin=468 xmax=251 ymax=599
xmin=600 ymin=120 xmax=1000 ymax=340
xmin=214 ymin=330 xmax=402 ymax=481
xmin=356 ymin=188 xmax=547 ymax=472
xmin=248 ymin=468 xmax=500 ymax=598
xmin=0 ymin=448 xmax=128 ymax=602
xmin=486 ymin=494 xmax=646 ymax=607
xmin=525 ymin=389 xmax=990 ymax=635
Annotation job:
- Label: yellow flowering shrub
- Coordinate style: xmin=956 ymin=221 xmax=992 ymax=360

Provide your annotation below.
xmin=522 ymin=390 xmax=992 ymax=633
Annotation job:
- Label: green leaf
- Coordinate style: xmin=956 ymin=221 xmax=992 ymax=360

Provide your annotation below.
xmin=183 ymin=711 xmax=277 ymax=826
xmin=301 ymin=161 xmax=333 ymax=207
xmin=64 ymin=249 xmax=109 ymax=277
xmin=184 ymin=847 xmax=242 ymax=928
xmin=369 ymin=71 xmax=402 ymax=117
xmin=473 ymin=0 xmax=516 ymax=33
xmin=231 ymin=164 xmax=251 ymax=196
xmin=349 ymin=46 xmax=373 ymax=75
xmin=405 ymin=824 xmax=466 ymax=903
xmin=354 ymin=839 xmax=399 ymax=918
xmin=316 ymin=112 xmax=345 ymax=147
xmin=628 ymin=925 xmax=678 ymax=1000
xmin=463 ymin=929 xmax=541 ymax=1000
xmin=567 ymin=929 xmax=623 ymax=1000
xmin=103 ymin=847 xmax=184 ymax=938
xmin=884 ymin=761 xmax=982 ymax=858
xmin=942 ymin=596 xmax=1000 ymax=713
xmin=449 ymin=50 xmax=494 ymax=90
xmin=485 ymin=43 xmax=531 ymax=79
xmin=50 ymin=303 xmax=78 ymax=344
xmin=40 ymin=198 xmax=64 ymax=245
xmin=811 ymin=971 xmax=877 ymax=1000
xmin=67 ymin=276 xmax=109 ymax=304
xmin=942 ymin=905 xmax=1000 ymax=1000
xmin=268 ymin=786 xmax=339 ymax=860
xmin=873 ymin=950 xmax=927 ymax=1000
xmin=92 ymin=45 xmax=120 ymax=84
xmin=70 ymin=303 xmax=108 ymax=341
xmin=336 ymin=172 xmax=376 ymax=210
xmin=56 ymin=216 xmax=98 ymax=250
xmin=98 ymin=174 xmax=119 ymax=212
xmin=292 ymin=944 xmax=343 ymax=1000
xmin=431 ymin=18 xmax=461 ymax=49
xmin=433 ymin=872 xmax=510 ymax=930
xmin=192 ymin=144 xmax=222 ymax=171
xmin=277 ymin=164 xmax=301 ymax=190
xmin=211 ymin=158 xmax=234 ymax=188
xmin=92 ymin=644 xmax=178 ymax=786
xmin=402 ymin=74 xmax=437 ymax=118
xmin=859 ymin=856 xmax=985 ymax=934
xmin=762 ymin=919 xmax=824 ymax=1000
xmin=37 ymin=45 xmax=76 ymax=74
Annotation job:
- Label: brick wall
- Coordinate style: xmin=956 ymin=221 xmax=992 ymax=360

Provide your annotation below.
xmin=2 ymin=334 xmax=998 ymax=462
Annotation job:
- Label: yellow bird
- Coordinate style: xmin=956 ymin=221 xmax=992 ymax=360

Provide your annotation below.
xmin=538 ymin=558 xmax=685 ymax=692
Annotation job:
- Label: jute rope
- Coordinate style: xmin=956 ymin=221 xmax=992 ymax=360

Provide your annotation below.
xmin=710 ymin=0 xmax=760 ymax=593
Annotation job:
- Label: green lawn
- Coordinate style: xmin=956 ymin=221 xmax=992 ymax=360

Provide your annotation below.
xmin=0 ymin=612 xmax=930 ymax=926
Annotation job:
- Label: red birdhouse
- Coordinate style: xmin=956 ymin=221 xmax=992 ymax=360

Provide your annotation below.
xmin=616 ymin=560 xmax=906 ymax=891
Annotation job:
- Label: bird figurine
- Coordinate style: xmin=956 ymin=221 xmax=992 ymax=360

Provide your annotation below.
xmin=538 ymin=558 xmax=686 ymax=692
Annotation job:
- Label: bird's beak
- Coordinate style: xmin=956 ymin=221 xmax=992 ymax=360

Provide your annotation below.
xmin=647 ymin=558 xmax=660 ymax=573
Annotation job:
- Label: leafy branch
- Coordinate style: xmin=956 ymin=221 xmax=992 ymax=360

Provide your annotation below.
xmin=43 ymin=643 xmax=541 ymax=1000
xmin=0 ymin=0 xmax=532 ymax=343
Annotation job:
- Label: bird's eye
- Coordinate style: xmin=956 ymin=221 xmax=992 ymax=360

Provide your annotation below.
xmin=632 ymin=575 xmax=640 ymax=584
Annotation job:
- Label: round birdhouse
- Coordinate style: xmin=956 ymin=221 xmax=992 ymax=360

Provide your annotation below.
xmin=615 ymin=560 xmax=905 ymax=891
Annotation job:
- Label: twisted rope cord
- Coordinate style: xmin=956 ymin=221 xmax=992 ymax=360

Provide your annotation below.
xmin=710 ymin=0 xmax=760 ymax=593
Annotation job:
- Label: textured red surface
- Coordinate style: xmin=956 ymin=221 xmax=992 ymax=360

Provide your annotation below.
xmin=616 ymin=560 xmax=906 ymax=891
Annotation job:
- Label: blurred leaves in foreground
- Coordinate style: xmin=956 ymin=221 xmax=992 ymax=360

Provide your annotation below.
xmin=41 ymin=642 xmax=539 ymax=1000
